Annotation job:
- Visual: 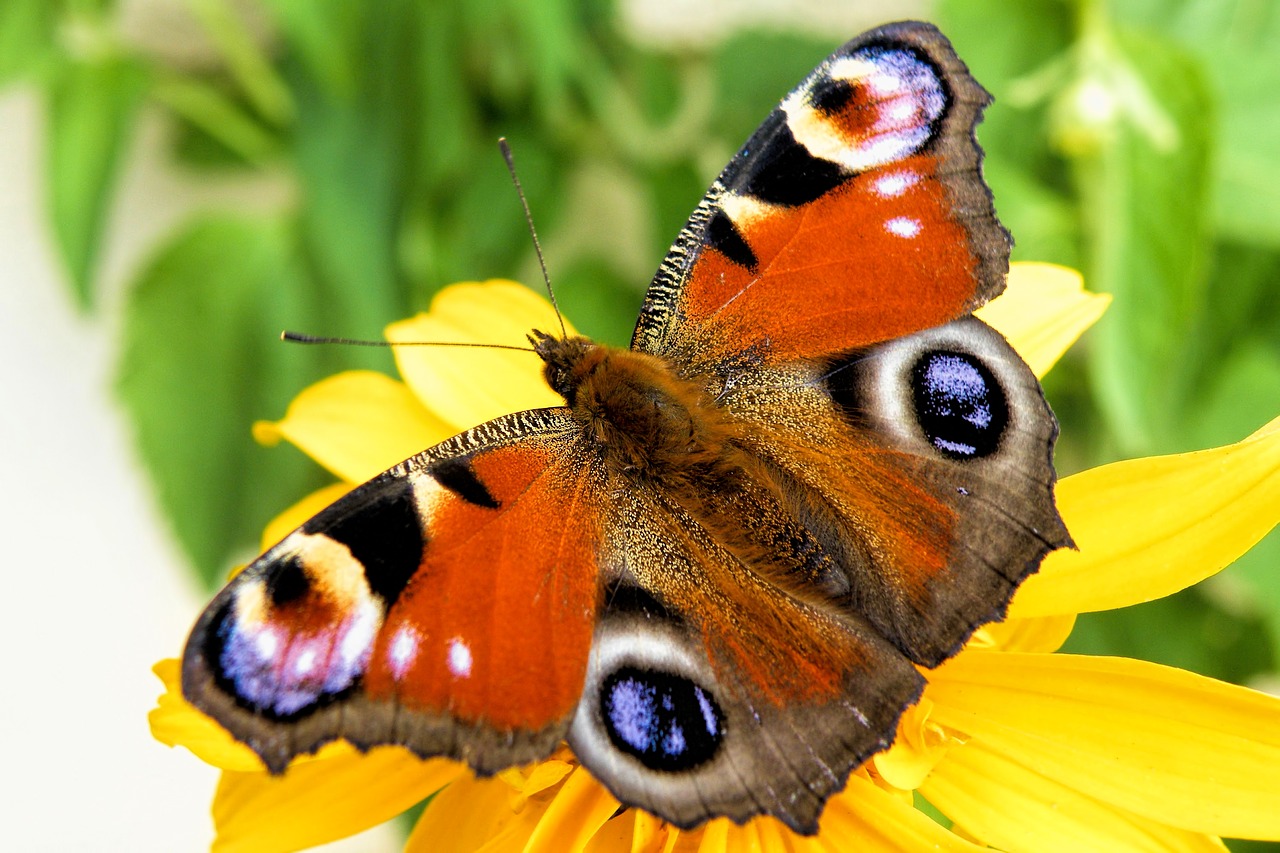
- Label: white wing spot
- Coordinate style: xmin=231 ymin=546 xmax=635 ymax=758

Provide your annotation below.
xmin=885 ymin=216 xmax=922 ymax=238
xmin=339 ymin=600 xmax=380 ymax=670
xmin=887 ymin=99 xmax=918 ymax=122
xmin=874 ymin=171 xmax=917 ymax=198
xmin=872 ymin=73 xmax=902 ymax=94
xmin=447 ymin=636 xmax=473 ymax=679
xmin=254 ymin=629 xmax=280 ymax=661
xmin=388 ymin=625 xmax=419 ymax=679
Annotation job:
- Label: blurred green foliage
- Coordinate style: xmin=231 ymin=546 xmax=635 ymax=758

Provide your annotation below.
xmin=934 ymin=0 xmax=1280 ymax=712
xmin=6 ymin=1 xmax=1278 ymax=841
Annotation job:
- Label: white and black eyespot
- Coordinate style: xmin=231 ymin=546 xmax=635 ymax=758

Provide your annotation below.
xmin=776 ymin=42 xmax=949 ymax=182
xmin=303 ymin=475 xmax=427 ymax=603
xmin=569 ymin=618 xmax=729 ymax=783
xmin=823 ymin=316 xmax=1041 ymax=465
xmin=910 ymin=350 xmax=1007 ymax=459
xmin=204 ymin=533 xmax=385 ymax=720
xmin=599 ymin=665 xmax=724 ymax=771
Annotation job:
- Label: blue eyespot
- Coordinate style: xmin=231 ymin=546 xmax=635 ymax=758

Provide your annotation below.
xmin=911 ymin=351 xmax=1007 ymax=459
xmin=601 ymin=666 xmax=724 ymax=771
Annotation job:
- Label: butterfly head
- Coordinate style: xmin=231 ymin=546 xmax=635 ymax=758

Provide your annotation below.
xmin=529 ymin=329 xmax=597 ymax=406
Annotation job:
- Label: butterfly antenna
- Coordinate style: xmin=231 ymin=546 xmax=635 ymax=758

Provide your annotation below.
xmin=499 ymin=137 xmax=567 ymax=340
xmin=281 ymin=331 xmax=533 ymax=353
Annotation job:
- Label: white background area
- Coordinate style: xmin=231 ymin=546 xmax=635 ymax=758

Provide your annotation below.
xmin=0 ymin=89 xmax=397 ymax=851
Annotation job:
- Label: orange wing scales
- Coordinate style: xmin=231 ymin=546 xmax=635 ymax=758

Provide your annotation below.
xmin=688 ymin=155 xmax=977 ymax=360
xmin=367 ymin=444 xmax=600 ymax=729
xmin=182 ymin=410 xmax=601 ymax=771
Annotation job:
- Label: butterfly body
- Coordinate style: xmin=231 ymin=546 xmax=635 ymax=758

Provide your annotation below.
xmin=183 ymin=21 xmax=1071 ymax=834
xmin=532 ymin=331 xmax=731 ymax=483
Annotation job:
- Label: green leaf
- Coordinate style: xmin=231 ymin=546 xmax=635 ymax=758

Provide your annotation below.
xmin=288 ymin=73 xmax=405 ymax=349
xmin=1206 ymin=37 xmax=1280 ymax=248
xmin=152 ymin=73 xmax=283 ymax=167
xmin=1186 ymin=338 xmax=1280 ymax=453
xmin=0 ymin=0 xmax=57 ymax=87
xmin=259 ymin=0 xmax=359 ymax=98
xmin=1109 ymin=0 xmax=1280 ymax=248
xmin=938 ymin=0 xmax=1074 ymax=176
xmin=45 ymin=55 xmax=147 ymax=309
xmin=280 ymin=3 xmax=438 ymax=344
xmin=1059 ymin=27 xmax=1213 ymax=454
xmin=939 ymin=0 xmax=1074 ymax=94
xmin=187 ymin=0 xmax=294 ymax=126
xmin=712 ymin=30 xmax=833 ymax=153
xmin=115 ymin=216 xmax=339 ymax=586
xmin=985 ymin=155 xmax=1079 ymax=268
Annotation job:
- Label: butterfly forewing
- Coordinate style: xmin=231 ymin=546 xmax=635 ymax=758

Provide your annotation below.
xmin=634 ymin=21 xmax=1009 ymax=365
xmin=182 ymin=408 xmax=605 ymax=773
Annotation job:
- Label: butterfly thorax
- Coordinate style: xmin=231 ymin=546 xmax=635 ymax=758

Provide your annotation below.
xmin=531 ymin=330 xmax=733 ymax=482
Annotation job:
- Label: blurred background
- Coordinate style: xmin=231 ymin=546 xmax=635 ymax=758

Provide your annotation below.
xmin=2 ymin=0 xmax=1276 ymax=849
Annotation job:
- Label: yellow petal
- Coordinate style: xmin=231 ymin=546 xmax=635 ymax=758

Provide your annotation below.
xmin=1009 ymin=415 xmax=1280 ymax=618
xmin=421 ymin=769 xmax=570 ymax=852
xmin=630 ymin=811 xmax=676 ymax=852
xmin=388 ymin=280 xmax=571 ymax=430
xmin=499 ymin=756 xmax=574 ymax=801
xmin=927 ymin=651 xmax=1280 ymax=839
xmin=406 ymin=773 xmax=515 ymax=853
xmin=213 ymin=749 xmax=464 ymax=852
xmin=972 ymin=614 xmax=1077 ymax=654
xmin=254 ymin=369 xmax=453 ymax=484
xmin=148 ymin=660 xmax=264 ymax=772
xmin=259 ymin=482 xmax=352 ymax=551
xmin=921 ymin=737 xmax=1227 ymax=852
xmin=976 ymin=263 xmax=1109 ymax=378
xmin=582 ymin=807 xmax=635 ymax=853
xmin=874 ymin=697 xmax=968 ymax=791
xmin=815 ymin=772 xmax=986 ymax=851
xmin=525 ymin=766 xmax=623 ymax=853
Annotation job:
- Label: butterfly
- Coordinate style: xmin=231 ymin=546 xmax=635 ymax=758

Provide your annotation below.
xmin=182 ymin=20 xmax=1071 ymax=835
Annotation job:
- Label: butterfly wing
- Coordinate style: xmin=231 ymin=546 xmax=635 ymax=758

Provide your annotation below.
xmin=182 ymin=408 xmax=606 ymax=773
xmin=569 ymin=482 xmax=925 ymax=833
xmin=628 ymin=20 xmax=1069 ymax=665
xmin=724 ymin=317 xmax=1070 ymax=667
xmin=633 ymin=21 xmax=1008 ymax=366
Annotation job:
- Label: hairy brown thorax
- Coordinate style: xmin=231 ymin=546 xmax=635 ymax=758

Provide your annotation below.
xmin=532 ymin=331 xmax=734 ymax=482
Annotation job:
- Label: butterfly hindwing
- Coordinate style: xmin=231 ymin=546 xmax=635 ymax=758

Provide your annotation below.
xmin=182 ymin=408 xmax=605 ymax=773
xmin=723 ymin=316 xmax=1070 ymax=667
xmin=569 ymin=485 xmax=925 ymax=833
xmin=634 ymin=21 xmax=1008 ymax=365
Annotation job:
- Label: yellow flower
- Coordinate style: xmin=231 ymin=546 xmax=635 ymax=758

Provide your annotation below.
xmin=150 ymin=266 xmax=1280 ymax=852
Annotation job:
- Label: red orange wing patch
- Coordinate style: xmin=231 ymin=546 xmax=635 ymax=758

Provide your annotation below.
xmin=633 ymin=22 xmax=1009 ymax=364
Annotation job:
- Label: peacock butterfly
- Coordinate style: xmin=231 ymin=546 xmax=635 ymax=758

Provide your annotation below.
xmin=182 ymin=20 xmax=1071 ymax=834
